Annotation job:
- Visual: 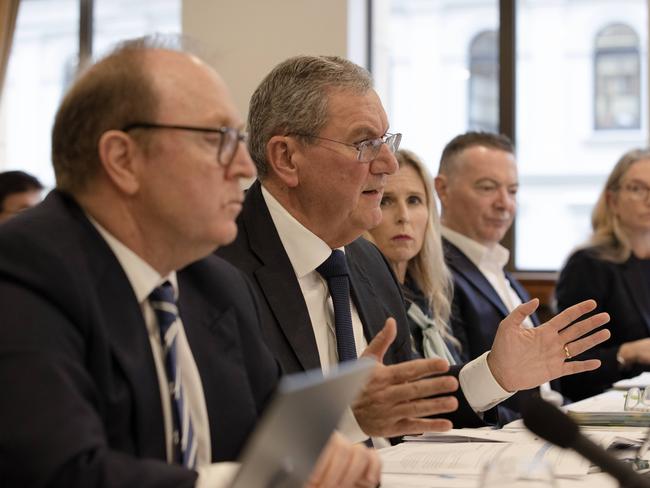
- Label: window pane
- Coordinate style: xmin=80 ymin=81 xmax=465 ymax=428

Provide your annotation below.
xmin=371 ymin=0 xmax=499 ymax=171
xmin=515 ymin=0 xmax=648 ymax=270
xmin=0 ymin=0 xmax=79 ymax=187
xmin=93 ymin=0 xmax=181 ymax=57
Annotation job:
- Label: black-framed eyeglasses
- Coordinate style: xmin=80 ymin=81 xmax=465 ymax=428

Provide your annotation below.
xmin=121 ymin=122 xmax=247 ymax=167
xmin=289 ymin=132 xmax=402 ymax=163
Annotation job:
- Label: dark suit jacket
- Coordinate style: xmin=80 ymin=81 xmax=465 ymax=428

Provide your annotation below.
xmin=217 ymin=181 xmax=487 ymax=429
xmin=443 ymin=238 xmax=541 ymax=423
xmin=0 ymin=191 xmax=279 ymax=488
xmin=556 ymin=248 xmax=650 ymax=401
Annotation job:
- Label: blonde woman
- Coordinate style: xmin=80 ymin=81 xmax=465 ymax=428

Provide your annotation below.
xmin=557 ymin=148 xmax=650 ymax=401
xmin=367 ymin=149 xmax=460 ymax=363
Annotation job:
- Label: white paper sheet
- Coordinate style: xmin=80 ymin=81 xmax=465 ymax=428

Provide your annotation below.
xmin=379 ymin=442 xmax=590 ymax=477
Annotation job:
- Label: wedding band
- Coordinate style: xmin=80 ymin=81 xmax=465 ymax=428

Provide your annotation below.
xmin=564 ymin=345 xmax=572 ymax=359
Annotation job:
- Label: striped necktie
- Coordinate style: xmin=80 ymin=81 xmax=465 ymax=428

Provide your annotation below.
xmin=149 ymin=281 xmax=198 ymax=468
xmin=316 ymin=250 xmax=357 ymax=362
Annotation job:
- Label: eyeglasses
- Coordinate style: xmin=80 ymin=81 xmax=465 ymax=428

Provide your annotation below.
xmin=619 ymin=183 xmax=650 ymax=202
xmin=289 ymin=132 xmax=402 ymax=163
xmin=121 ymin=122 xmax=247 ymax=167
xmin=624 ymin=386 xmax=650 ymax=412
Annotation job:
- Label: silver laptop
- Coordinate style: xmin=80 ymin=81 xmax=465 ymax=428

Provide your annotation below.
xmin=230 ymin=358 xmax=375 ymax=488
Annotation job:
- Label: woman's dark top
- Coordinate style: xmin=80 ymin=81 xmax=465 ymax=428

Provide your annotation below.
xmin=556 ymin=248 xmax=650 ymax=401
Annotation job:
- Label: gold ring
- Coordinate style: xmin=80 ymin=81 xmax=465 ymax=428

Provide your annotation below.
xmin=564 ymin=345 xmax=572 ymax=359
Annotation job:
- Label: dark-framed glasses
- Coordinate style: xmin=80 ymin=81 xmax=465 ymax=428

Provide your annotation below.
xmin=121 ymin=122 xmax=247 ymax=167
xmin=620 ymin=183 xmax=650 ymax=202
xmin=290 ymin=132 xmax=402 ymax=163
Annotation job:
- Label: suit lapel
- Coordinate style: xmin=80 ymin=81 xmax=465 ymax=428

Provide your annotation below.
xmin=346 ymin=244 xmax=386 ymax=341
xmin=243 ymin=182 xmax=321 ymax=371
xmin=443 ymin=239 xmax=510 ymax=317
xmin=621 ymin=258 xmax=650 ymax=334
xmin=79 ymin=210 xmax=166 ymax=459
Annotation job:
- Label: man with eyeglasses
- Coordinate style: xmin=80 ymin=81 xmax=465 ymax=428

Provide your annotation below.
xmin=0 ymin=39 xmax=380 ymax=488
xmin=217 ymin=55 xmax=611 ymax=444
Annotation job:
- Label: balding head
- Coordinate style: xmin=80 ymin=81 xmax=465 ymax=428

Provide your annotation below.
xmin=51 ymin=36 xmax=213 ymax=195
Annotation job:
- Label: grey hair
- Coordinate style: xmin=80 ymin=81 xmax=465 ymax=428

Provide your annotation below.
xmin=247 ymin=55 xmax=373 ymax=179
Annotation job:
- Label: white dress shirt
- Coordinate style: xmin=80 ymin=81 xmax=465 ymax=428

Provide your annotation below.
xmin=262 ymin=186 xmax=512 ymax=434
xmin=90 ymin=218 xmax=238 ymax=488
xmin=442 ymin=226 xmax=562 ymax=404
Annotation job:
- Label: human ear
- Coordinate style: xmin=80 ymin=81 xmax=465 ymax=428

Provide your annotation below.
xmin=97 ymin=130 xmax=142 ymax=195
xmin=266 ymin=135 xmax=300 ymax=187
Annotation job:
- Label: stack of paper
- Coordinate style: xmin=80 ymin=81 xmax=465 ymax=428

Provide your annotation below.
xmin=566 ymin=390 xmax=650 ymax=427
xmin=379 ymin=441 xmax=590 ymax=477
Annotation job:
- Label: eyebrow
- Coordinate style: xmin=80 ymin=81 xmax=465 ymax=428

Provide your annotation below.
xmin=624 ymin=178 xmax=650 ymax=187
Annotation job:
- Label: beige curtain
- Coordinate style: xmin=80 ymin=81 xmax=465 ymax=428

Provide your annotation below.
xmin=0 ymin=0 xmax=20 ymax=101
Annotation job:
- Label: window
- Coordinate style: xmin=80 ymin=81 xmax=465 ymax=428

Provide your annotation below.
xmin=468 ymin=30 xmax=498 ymax=132
xmin=0 ymin=0 xmax=180 ymax=188
xmin=371 ymin=0 xmax=498 ymax=173
xmin=515 ymin=3 xmax=647 ymax=270
xmin=594 ymin=23 xmax=641 ymax=130
xmin=372 ymin=0 xmax=648 ymax=271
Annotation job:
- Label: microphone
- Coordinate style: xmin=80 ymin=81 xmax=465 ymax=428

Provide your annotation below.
xmin=522 ymin=396 xmax=650 ymax=488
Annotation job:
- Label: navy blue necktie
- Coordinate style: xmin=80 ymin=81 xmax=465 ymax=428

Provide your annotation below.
xmin=149 ymin=281 xmax=197 ymax=468
xmin=316 ymin=250 xmax=358 ymax=362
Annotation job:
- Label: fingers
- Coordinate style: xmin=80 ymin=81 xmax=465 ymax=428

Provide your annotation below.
xmin=380 ymin=375 xmax=458 ymax=404
xmin=389 ymin=395 xmax=459 ymax=419
xmin=307 ymin=433 xmax=338 ymax=487
xmin=393 ymin=417 xmax=454 ymax=436
xmin=500 ymin=299 xmax=539 ymax=330
xmin=561 ymin=358 xmax=602 ymax=377
xmin=361 ymin=318 xmax=397 ymax=362
xmin=360 ymin=448 xmax=382 ymax=488
xmin=380 ymin=357 xmax=451 ymax=384
xmin=307 ymin=434 xmax=381 ymax=488
xmin=546 ymin=299 xmax=597 ymax=331
xmin=564 ymin=329 xmax=611 ymax=358
xmin=559 ymin=312 xmax=610 ymax=342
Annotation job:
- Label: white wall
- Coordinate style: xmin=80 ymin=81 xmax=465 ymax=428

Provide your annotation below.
xmin=182 ymin=0 xmax=352 ymax=119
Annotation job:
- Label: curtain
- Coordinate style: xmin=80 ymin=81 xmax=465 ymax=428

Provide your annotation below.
xmin=0 ymin=0 xmax=20 ymax=101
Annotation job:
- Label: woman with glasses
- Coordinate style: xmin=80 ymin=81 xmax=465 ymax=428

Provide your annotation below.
xmin=366 ymin=149 xmax=461 ymax=363
xmin=556 ymin=148 xmax=650 ymax=401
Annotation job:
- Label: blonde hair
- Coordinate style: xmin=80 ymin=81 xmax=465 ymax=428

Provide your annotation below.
xmin=585 ymin=148 xmax=650 ymax=263
xmin=369 ymin=149 xmax=458 ymax=346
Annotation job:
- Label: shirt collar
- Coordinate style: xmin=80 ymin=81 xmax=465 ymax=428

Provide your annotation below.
xmin=261 ymin=185 xmax=337 ymax=278
xmin=441 ymin=225 xmax=509 ymax=271
xmin=87 ymin=215 xmax=178 ymax=303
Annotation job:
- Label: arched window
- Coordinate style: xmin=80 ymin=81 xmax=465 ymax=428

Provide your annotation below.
xmin=468 ymin=30 xmax=498 ymax=132
xmin=595 ymin=23 xmax=640 ymax=130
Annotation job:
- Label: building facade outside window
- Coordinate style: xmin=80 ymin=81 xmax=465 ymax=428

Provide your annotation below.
xmin=594 ymin=23 xmax=641 ymax=130
xmin=372 ymin=0 xmax=648 ymax=271
xmin=468 ymin=29 xmax=498 ymax=132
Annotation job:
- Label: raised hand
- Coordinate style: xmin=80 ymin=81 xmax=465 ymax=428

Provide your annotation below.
xmin=487 ymin=299 xmax=611 ymax=392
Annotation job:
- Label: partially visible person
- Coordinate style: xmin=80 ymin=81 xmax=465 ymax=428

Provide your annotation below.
xmin=556 ymin=148 xmax=650 ymax=401
xmin=0 ymin=170 xmax=44 ymax=223
xmin=0 ymin=37 xmax=379 ymax=488
xmin=366 ymin=149 xmax=460 ymax=364
xmin=435 ymin=131 xmax=563 ymax=421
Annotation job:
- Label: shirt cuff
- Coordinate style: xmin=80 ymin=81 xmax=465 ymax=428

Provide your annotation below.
xmin=459 ymin=351 xmax=514 ymax=412
xmin=196 ymin=462 xmax=240 ymax=488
